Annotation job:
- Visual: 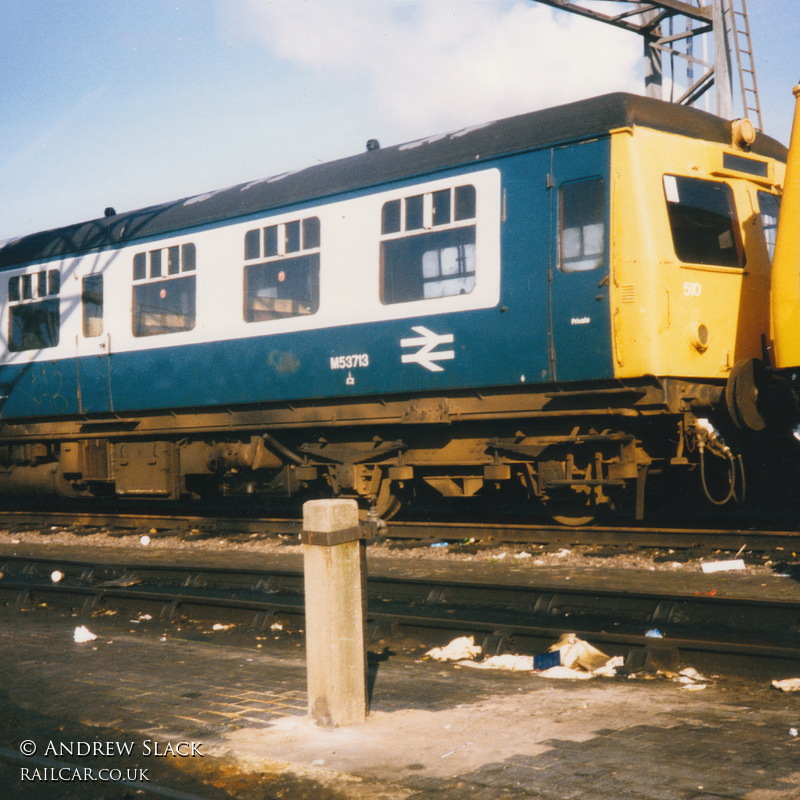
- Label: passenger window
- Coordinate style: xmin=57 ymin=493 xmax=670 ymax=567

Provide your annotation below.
xmin=243 ymin=216 xmax=320 ymax=322
xmin=559 ymin=179 xmax=605 ymax=273
xmin=663 ymin=175 xmax=744 ymax=267
xmin=757 ymin=191 xmax=780 ymax=263
xmin=132 ymin=242 xmax=196 ymax=337
xmin=381 ymin=184 xmax=476 ymax=304
xmin=8 ymin=269 xmax=60 ymax=352
xmin=81 ymin=274 xmax=104 ymax=338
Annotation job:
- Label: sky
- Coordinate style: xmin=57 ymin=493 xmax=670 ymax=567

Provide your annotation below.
xmin=0 ymin=0 xmax=797 ymax=242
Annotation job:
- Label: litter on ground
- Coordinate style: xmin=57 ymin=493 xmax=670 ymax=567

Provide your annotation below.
xmin=772 ymin=678 xmax=800 ymax=692
xmin=73 ymin=625 xmax=97 ymax=643
xmin=425 ymin=636 xmax=482 ymax=661
xmin=644 ymin=667 xmax=710 ymax=689
xmin=700 ymin=559 xmax=746 ymax=573
xmin=456 ymin=654 xmax=534 ymax=671
xmin=549 ymin=633 xmax=612 ymax=671
xmin=429 ymin=633 xmax=623 ymax=679
xmin=427 ymin=634 xmax=710 ymax=685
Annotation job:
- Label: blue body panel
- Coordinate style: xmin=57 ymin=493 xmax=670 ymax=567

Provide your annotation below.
xmin=0 ymin=140 xmax=614 ymax=421
xmin=0 ymin=309 xmax=543 ymax=418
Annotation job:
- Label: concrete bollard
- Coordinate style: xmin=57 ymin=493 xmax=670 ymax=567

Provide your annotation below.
xmin=301 ymin=499 xmax=367 ymax=728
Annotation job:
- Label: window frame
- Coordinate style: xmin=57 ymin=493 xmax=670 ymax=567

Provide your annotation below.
xmin=663 ymin=174 xmax=745 ymax=269
xmin=756 ymin=190 xmax=780 ymax=264
xmin=380 ymin=184 xmax=477 ymax=305
xmin=7 ymin=269 xmax=61 ymax=352
xmin=557 ymin=177 xmax=607 ymax=274
xmin=131 ymin=242 xmax=197 ymax=338
xmin=243 ymin=215 xmax=321 ymax=323
xmin=81 ymin=274 xmax=104 ymax=339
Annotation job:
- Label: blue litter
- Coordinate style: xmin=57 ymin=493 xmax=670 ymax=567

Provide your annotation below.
xmin=645 ymin=629 xmax=664 ymax=638
xmin=533 ymin=650 xmax=561 ymax=670
xmin=430 ymin=542 xmax=449 ymax=548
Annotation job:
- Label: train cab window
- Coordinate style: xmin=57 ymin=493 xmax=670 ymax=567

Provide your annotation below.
xmin=243 ymin=216 xmax=320 ymax=322
xmin=7 ymin=269 xmax=60 ymax=352
xmin=132 ymin=242 xmax=196 ymax=337
xmin=663 ymin=175 xmax=744 ymax=267
xmin=82 ymin=275 xmax=104 ymax=338
xmin=558 ymin=179 xmax=605 ymax=273
xmin=757 ymin=191 xmax=780 ymax=263
xmin=381 ymin=184 xmax=476 ymax=304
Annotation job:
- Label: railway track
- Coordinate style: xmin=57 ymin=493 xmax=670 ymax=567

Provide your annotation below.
xmin=2 ymin=508 xmax=800 ymax=555
xmin=1 ymin=552 xmax=798 ymax=678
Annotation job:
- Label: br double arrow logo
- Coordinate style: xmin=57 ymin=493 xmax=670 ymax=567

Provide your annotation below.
xmin=400 ymin=326 xmax=455 ymax=372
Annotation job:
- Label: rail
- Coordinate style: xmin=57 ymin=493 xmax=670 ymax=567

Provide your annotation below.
xmin=3 ymin=509 xmax=800 ymax=553
xmin=1 ymin=553 xmax=798 ymax=677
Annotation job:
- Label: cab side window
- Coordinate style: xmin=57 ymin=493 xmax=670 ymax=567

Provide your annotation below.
xmin=663 ymin=175 xmax=744 ymax=267
xmin=558 ymin=178 xmax=605 ymax=273
xmin=757 ymin=191 xmax=780 ymax=263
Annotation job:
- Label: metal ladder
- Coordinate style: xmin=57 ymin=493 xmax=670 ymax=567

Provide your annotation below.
xmin=727 ymin=0 xmax=763 ymax=130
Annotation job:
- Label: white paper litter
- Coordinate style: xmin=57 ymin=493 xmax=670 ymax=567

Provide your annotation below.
xmin=538 ymin=666 xmax=596 ymax=680
xmin=549 ymin=633 xmax=611 ymax=671
xmin=456 ymin=654 xmax=534 ymax=671
xmin=536 ymin=654 xmax=625 ymax=680
xmin=442 ymin=633 xmax=623 ymax=679
xmin=671 ymin=667 xmax=709 ymax=689
xmin=772 ymin=678 xmax=800 ymax=692
xmin=426 ymin=636 xmax=482 ymax=661
xmin=73 ymin=625 xmax=97 ymax=643
xmin=700 ymin=559 xmax=745 ymax=573
xmin=592 ymin=655 xmax=625 ymax=677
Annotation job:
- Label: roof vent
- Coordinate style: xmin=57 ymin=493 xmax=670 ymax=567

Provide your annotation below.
xmin=104 ymin=207 xmax=117 ymax=217
xmin=366 ymin=139 xmax=380 ymax=152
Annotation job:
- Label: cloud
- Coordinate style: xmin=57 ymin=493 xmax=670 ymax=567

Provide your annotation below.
xmin=219 ymin=0 xmax=641 ymax=138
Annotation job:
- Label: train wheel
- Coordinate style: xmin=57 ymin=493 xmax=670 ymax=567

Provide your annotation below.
xmin=374 ymin=479 xmax=403 ymax=520
xmin=550 ymin=511 xmax=596 ymax=527
xmin=542 ymin=491 xmax=599 ymax=527
xmin=359 ymin=478 xmax=403 ymax=521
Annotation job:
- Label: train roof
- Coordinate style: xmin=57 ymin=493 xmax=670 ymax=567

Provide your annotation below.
xmin=0 ymin=91 xmax=787 ymax=269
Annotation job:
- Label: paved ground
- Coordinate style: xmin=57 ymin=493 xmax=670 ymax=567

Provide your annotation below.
xmin=0 ymin=576 xmax=799 ymax=798
xmin=1 ymin=537 xmax=800 ymax=798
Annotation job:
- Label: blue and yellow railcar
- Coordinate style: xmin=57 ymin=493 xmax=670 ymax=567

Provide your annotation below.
xmin=0 ymin=92 xmax=789 ymax=521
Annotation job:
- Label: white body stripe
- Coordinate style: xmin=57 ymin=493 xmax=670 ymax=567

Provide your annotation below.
xmin=0 ymin=169 xmax=501 ymax=365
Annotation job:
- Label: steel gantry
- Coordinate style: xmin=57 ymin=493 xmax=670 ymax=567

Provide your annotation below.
xmin=531 ymin=0 xmax=762 ymax=128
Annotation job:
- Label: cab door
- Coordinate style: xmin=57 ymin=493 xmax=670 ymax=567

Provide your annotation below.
xmin=75 ymin=271 xmax=113 ymax=412
xmin=549 ymin=141 xmax=614 ymax=382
